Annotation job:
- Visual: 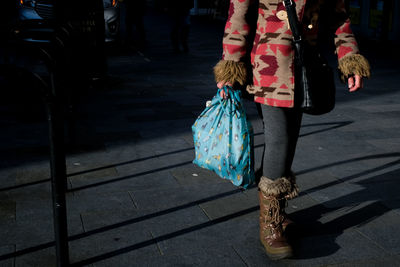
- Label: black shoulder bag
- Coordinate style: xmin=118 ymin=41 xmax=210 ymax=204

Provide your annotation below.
xmin=283 ymin=0 xmax=336 ymax=115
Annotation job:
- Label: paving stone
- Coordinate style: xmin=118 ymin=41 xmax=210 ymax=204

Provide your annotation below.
xmin=16 ymin=198 xmax=53 ymax=221
xmin=199 ymin=191 xmax=256 ymax=220
xmin=68 ymin=165 xmax=119 ymax=190
xmin=366 ymin=138 xmax=400 ymax=152
xmin=14 ymin=165 xmax=50 ymax=185
xmin=177 ymin=131 xmax=196 ymax=147
xmin=105 ymin=139 xmax=172 ymax=165
xmin=71 ymin=170 xmax=180 ymax=196
xmin=0 ymin=200 xmax=15 ymax=225
xmin=138 ymin=126 xmax=194 ymax=140
xmin=302 ymin=137 xmax=380 ymax=161
xmin=91 ymin=251 xmax=161 ymax=267
xmin=13 ymin=198 xmax=83 ymax=249
xmin=355 ymin=208 xmax=400 ymax=254
xmin=170 ymin=164 xmax=227 ymax=186
xmin=232 ymin=238 xmax=287 ymax=267
xmin=93 ymin=246 xmax=246 ymax=267
xmin=67 ymin=160 xmax=119 ymax=179
xmin=292 ymin=141 xmax=332 ymax=172
xmin=206 ymin=211 xmax=260 ymax=245
xmin=328 ymin=255 xmax=400 ymax=267
xmin=69 ymin=224 xmax=159 ymax=265
xmin=291 ymin=200 xmax=394 ymax=241
xmin=366 ymin=110 xmax=400 ymax=120
xmin=314 ymin=200 xmax=381 ymax=225
xmin=111 ymin=154 xmax=182 ymax=177
xmin=66 ymin=152 xmax=120 ymax=174
xmin=0 ymin=168 xmax=17 ymax=190
xmin=3 ymin=182 xmax=52 ymax=202
xmin=143 ymin=206 xmax=210 ymax=239
xmin=153 ymin=216 xmax=256 ymax=266
xmin=308 ymin=168 xmax=400 ymax=209
xmin=152 ymin=138 xmax=193 ymax=156
xmin=334 ymin=127 xmax=400 ymax=141
xmin=299 ymin=119 xmax=354 ymax=138
xmin=153 ymin=150 xmax=195 ymax=167
xmin=305 ymin=179 xmax=366 ymax=208
xmin=129 ymin=183 xmax=238 ymax=213
xmin=103 ymin=138 xmax=157 ymax=159
xmin=294 ymin=170 xmax=340 ymax=194
xmin=286 ymin=230 xmax=389 ymax=266
xmin=381 ymin=197 xmax=400 ymax=215
xmin=79 ymin=208 xmax=140 ymax=232
xmin=157 ymin=245 xmax=246 ymax=266
xmin=285 ymin=193 xmax=321 ymax=217
xmin=322 ymin=152 xmax=400 ymax=182
xmin=0 ymin=245 xmax=15 ymax=267
xmin=0 ymin=221 xmax=17 ymax=248
xmin=14 ymin=247 xmax=56 ymax=267
xmin=337 ymin=118 xmax=398 ymax=132
xmin=293 ymin=149 xmax=400 ymax=192
xmin=241 ymin=185 xmax=258 ymax=199
xmin=355 ymin=168 xmax=400 ymax=196
xmin=67 ymin=191 xmax=136 ymax=216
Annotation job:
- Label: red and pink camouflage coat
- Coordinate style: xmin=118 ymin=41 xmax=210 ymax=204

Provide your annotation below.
xmin=214 ymin=0 xmax=371 ymax=108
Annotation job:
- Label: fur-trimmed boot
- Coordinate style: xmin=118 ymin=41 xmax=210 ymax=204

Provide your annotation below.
xmin=258 ymin=175 xmax=299 ymax=260
xmin=281 ymin=172 xmax=299 ymax=230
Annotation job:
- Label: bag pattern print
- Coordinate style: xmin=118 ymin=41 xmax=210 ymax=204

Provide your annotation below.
xmin=192 ymin=87 xmax=255 ymax=188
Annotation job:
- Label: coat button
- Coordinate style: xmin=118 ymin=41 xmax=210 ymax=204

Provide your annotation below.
xmin=276 ymin=10 xmax=288 ymax=21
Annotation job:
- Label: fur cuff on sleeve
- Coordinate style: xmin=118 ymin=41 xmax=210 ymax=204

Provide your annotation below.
xmin=338 ymin=54 xmax=371 ymax=82
xmin=213 ymin=60 xmax=247 ymax=85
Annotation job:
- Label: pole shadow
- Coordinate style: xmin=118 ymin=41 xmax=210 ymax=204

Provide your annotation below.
xmin=0 ymin=120 xmax=354 ymax=192
xmin=1 ymin=153 xmax=399 ymax=263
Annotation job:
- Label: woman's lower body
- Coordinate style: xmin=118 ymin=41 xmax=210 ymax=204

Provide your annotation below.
xmin=257 ymin=103 xmax=303 ymax=260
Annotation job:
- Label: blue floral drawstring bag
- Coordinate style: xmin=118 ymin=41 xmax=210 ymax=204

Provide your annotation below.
xmin=192 ymin=86 xmax=255 ymax=188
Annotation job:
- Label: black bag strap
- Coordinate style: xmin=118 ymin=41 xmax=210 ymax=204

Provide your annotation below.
xmin=282 ymin=0 xmax=302 ymax=43
xmin=282 ymin=0 xmax=305 ymax=65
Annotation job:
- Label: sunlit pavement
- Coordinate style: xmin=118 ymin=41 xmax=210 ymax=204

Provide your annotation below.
xmin=1 ymin=10 xmax=400 ymax=266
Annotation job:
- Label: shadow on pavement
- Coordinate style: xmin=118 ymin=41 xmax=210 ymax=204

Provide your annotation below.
xmin=289 ymin=166 xmax=400 ymax=259
xmin=1 ymin=10 xmax=399 ymax=265
xmin=0 ymin=121 xmax=354 ymax=192
xmin=1 ymin=152 xmax=398 ymax=263
xmin=288 ymin=201 xmax=391 ymax=259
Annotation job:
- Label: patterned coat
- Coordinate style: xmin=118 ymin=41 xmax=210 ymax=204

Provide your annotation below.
xmin=214 ymin=0 xmax=371 ymax=108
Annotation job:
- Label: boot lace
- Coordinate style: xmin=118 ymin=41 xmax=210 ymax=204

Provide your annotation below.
xmin=263 ymin=196 xmax=284 ymax=225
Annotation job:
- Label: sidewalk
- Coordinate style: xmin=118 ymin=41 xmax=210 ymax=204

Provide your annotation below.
xmin=1 ymin=11 xmax=400 ymax=266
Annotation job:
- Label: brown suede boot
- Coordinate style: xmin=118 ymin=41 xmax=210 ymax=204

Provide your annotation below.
xmin=281 ymin=172 xmax=299 ymax=231
xmin=280 ymin=199 xmax=293 ymax=231
xmin=258 ymin=175 xmax=298 ymax=260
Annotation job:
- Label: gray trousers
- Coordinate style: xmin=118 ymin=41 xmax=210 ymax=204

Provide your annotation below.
xmin=259 ymin=104 xmax=303 ymax=180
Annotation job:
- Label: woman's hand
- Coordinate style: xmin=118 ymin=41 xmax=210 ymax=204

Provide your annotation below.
xmin=348 ymin=74 xmax=363 ymax=92
xmin=217 ymin=81 xmax=232 ymax=99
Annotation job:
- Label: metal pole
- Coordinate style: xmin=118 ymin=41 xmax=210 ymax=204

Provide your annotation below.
xmin=46 ymin=92 xmax=70 ymax=267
